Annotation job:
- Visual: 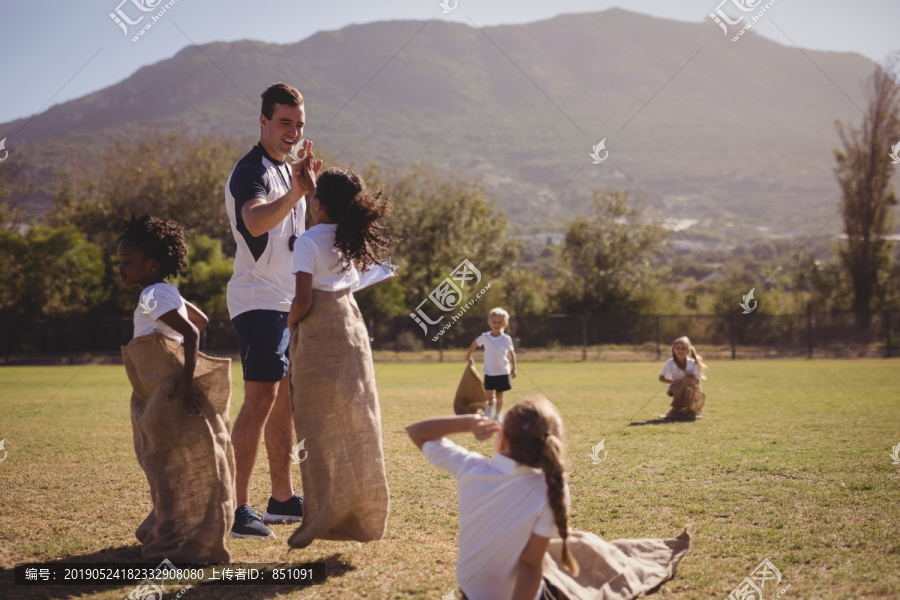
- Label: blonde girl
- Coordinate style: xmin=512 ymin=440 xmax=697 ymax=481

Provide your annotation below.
xmin=659 ymin=336 xmax=707 ymax=420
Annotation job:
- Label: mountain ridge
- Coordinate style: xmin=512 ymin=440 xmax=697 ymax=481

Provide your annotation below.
xmin=2 ymin=9 xmax=888 ymax=239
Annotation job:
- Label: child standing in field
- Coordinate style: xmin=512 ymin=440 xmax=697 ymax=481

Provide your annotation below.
xmin=407 ymin=399 xmax=577 ymax=600
xmin=466 ymin=308 xmax=517 ymax=422
xmin=286 ymin=164 xmax=393 ymax=549
xmin=118 ymin=215 xmax=235 ymax=562
xmin=658 ymin=335 xmax=707 ymax=421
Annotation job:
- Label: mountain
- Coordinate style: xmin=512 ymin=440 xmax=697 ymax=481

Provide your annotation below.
xmin=1 ymin=9 xmax=887 ymax=239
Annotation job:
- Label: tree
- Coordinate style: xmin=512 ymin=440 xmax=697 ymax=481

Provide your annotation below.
xmin=553 ymin=190 xmax=668 ymax=314
xmin=0 ymin=144 xmax=37 ymax=231
xmin=49 ymin=132 xmax=244 ymax=253
xmin=0 ymin=226 xmax=106 ymax=319
xmin=173 ymin=235 xmax=235 ymax=316
xmin=0 ymin=230 xmax=28 ymax=318
xmin=833 ymin=55 xmax=900 ymax=332
xmin=361 ymin=163 xmax=519 ymax=312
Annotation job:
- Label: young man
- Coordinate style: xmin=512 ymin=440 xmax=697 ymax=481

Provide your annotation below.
xmin=225 ymin=82 xmax=322 ymax=538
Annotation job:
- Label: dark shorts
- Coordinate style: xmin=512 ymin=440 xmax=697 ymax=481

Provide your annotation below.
xmin=232 ymin=309 xmax=290 ymax=383
xmin=484 ymin=374 xmax=512 ymax=392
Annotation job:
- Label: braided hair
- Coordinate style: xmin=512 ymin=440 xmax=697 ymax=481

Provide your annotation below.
xmin=502 ymin=398 xmax=580 ymax=575
xmin=118 ymin=214 xmax=187 ymax=279
xmin=314 ymin=168 xmax=396 ymax=272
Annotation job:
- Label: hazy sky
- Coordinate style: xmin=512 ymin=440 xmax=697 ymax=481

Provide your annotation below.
xmin=0 ymin=0 xmax=896 ymax=125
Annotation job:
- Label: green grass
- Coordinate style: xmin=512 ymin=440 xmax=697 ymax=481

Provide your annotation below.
xmin=1 ymin=359 xmax=899 ymax=599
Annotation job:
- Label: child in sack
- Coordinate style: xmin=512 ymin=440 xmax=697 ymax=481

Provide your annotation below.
xmin=407 ymin=399 xmax=577 ymax=600
xmin=658 ymin=335 xmax=707 ymax=421
xmin=408 ymin=399 xmax=692 ymax=600
xmin=118 ymin=214 xmax=235 ymax=562
xmin=286 ymin=163 xmax=394 ymax=548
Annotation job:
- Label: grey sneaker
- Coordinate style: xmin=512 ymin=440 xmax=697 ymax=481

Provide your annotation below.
xmin=230 ymin=505 xmax=275 ymax=538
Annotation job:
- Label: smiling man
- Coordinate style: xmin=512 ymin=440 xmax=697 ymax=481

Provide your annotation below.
xmin=224 ymin=82 xmax=318 ymax=538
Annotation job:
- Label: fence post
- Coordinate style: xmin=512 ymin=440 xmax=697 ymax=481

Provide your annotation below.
xmin=68 ymin=322 xmax=75 ymax=365
xmin=885 ymin=310 xmax=891 ymax=359
xmin=730 ymin=314 xmax=736 ymax=360
xmin=582 ymin=316 xmax=588 ymax=361
xmin=655 ymin=315 xmax=661 ymax=361
xmin=807 ymin=306 xmax=813 ymax=359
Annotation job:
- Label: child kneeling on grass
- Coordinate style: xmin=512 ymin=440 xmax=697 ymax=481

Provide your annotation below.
xmin=118 ymin=215 xmax=235 ymax=562
xmin=408 ymin=398 xmax=691 ymax=600
xmin=659 ymin=335 xmax=707 ymax=421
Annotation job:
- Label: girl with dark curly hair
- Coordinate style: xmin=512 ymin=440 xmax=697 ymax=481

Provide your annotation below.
xmin=117 ymin=214 xmax=209 ymax=411
xmin=117 ymin=214 xmax=236 ymax=563
xmin=285 ymin=163 xmax=394 ymax=549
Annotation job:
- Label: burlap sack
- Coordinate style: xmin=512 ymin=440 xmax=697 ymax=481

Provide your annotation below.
xmin=542 ymin=528 xmax=691 ymax=599
xmin=288 ymin=288 xmax=390 ymax=549
xmin=122 ymin=331 xmax=235 ymax=563
xmin=668 ymin=377 xmax=705 ymax=418
xmin=454 ymin=360 xmax=486 ymax=415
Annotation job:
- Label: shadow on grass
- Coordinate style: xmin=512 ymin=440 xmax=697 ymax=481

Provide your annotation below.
xmin=627 ymin=418 xmax=698 ymax=426
xmin=1 ymin=546 xmax=354 ymax=600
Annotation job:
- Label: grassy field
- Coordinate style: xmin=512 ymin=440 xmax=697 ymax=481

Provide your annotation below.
xmin=0 ymin=359 xmax=898 ymax=599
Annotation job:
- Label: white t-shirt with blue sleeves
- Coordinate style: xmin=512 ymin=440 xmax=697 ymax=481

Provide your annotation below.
xmin=423 ymin=437 xmax=561 ymax=600
xmin=292 ymin=223 xmax=360 ymax=291
xmin=225 ymin=143 xmax=306 ymax=318
xmin=132 ymin=282 xmax=189 ymax=342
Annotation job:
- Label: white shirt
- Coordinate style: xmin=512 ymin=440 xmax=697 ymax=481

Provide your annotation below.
xmin=475 ymin=332 xmax=515 ymax=376
xmin=423 ymin=438 xmax=560 ymax=600
xmin=659 ymin=357 xmax=700 ymax=389
xmin=132 ymin=282 xmax=189 ymax=342
xmin=225 ymin=144 xmax=306 ymax=318
xmin=292 ymin=223 xmax=360 ymax=291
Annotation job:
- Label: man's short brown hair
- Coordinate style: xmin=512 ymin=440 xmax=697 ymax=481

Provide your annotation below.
xmin=261 ymin=83 xmax=304 ymax=119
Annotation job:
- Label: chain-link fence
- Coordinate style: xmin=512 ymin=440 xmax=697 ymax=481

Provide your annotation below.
xmin=1 ymin=311 xmax=897 ymax=365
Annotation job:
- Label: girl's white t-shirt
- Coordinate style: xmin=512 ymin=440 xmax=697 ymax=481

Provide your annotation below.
xmin=132 ymin=282 xmax=189 ymax=342
xmin=422 ymin=437 xmax=561 ymax=600
xmin=475 ymin=332 xmax=515 ymax=376
xmin=659 ymin=357 xmax=700 ymax=388
xmin=292 ymin=223 xmax=360 ymax=291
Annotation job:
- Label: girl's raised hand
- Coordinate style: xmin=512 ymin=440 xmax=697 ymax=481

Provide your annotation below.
xmin=471 ymin=415 xmax=501 ymax=441
xmin=291 ymin=140 xmax=323 ymax=195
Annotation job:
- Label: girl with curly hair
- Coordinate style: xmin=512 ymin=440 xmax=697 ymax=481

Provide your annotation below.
xmin=118 ymin=215 xmax=235 ymax=563
xmin=285 ymin=163 xmax=394 ymax=549
xmin=118 ymin=214 xmax=208 ymax=410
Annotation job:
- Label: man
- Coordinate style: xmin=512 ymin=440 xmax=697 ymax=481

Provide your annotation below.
xmin=225 ymin=82 xmax=321 ymax=538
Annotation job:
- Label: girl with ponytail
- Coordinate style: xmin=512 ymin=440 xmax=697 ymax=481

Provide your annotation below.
xmin=658 ymin=336 xmax=707 ymax=420
xmin=407 ymin=398 xmax=578 ymax=600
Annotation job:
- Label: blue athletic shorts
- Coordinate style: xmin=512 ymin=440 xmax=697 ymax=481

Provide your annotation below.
xmin=232 ymin=309 xmax=290 ymax=383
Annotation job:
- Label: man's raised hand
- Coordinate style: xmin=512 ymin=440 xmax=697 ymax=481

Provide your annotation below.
xmin=291 ymin=139 xmax=323 ymax=196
